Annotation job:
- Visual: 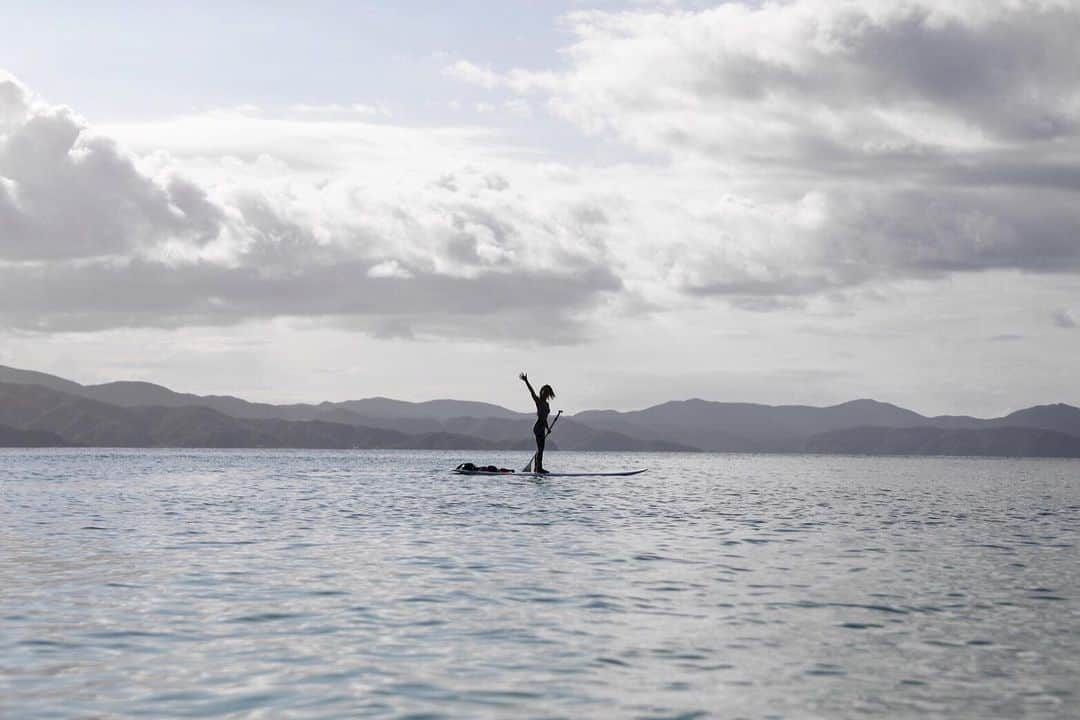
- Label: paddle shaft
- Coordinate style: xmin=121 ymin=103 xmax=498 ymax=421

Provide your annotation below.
xmin=523 ymin=410 xmax=561 ymax=472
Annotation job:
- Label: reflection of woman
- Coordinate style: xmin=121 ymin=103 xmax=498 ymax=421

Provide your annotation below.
xmin=520 ymin=372 xmax=555 ymax=474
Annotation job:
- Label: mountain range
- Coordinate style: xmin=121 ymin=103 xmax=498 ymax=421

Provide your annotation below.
xmin=1 ymin=364 xmax=1079 ymax=457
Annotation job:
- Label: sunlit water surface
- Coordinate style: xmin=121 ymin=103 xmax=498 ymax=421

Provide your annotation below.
xmin=1 ymin=449 xmax=1078 ymax=719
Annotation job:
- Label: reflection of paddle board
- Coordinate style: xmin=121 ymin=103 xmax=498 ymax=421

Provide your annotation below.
xmin=454 ymin=468 xmax=647 ymax=477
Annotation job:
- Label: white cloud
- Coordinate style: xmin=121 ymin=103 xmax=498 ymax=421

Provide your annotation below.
xmin=6 ymin=0 xmax=1080 ymax=350
xmin=366 ymin=259 xmax=412 ymax=279
xmin=442 ymin=60 xmax=500 ymax=89
xmin=0 ymin=72 xmax=623 ymax=341
xmin=0 ymin=73 xmax=222 ymax=263
xmin=439 ymin=1 xmax=1080 ymax=299
xmin=536 ymin=2 xmax=1080 ymax=158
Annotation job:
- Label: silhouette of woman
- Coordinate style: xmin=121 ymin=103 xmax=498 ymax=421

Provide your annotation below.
xmin=520 ymin=372 xmax=555 ymax=473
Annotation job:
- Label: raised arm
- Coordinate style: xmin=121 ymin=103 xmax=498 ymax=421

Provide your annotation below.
xmin=519 ymin=372 xmax=539 ymax=403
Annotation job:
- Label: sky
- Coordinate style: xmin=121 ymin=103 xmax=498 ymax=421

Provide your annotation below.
xmin=1 ymin=0 xmax=1078 ymax=416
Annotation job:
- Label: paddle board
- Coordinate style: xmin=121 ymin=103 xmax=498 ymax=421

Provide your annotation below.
xmin=453 ymin=468 xmax=647 ymax=477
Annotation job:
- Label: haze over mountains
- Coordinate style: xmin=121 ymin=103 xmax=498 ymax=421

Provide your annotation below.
xmin=1 ymin=364 xmax=1079 ymax=457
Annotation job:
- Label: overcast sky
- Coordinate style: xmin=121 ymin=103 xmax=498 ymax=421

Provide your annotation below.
xmin=1 ymin=0 xmax=1078 ymax=416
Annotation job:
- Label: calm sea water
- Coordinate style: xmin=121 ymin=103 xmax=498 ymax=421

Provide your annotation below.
xmin=1 ymin=449 xmax=1078 ymax=719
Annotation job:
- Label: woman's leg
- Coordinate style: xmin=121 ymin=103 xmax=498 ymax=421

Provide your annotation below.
xmin=535 ymin=432 xmax=546 ymax=472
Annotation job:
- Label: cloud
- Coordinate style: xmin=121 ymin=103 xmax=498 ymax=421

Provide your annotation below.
xmin=442 ymin=60 xmax=501 ymax=89
xmin=0 ymin=73 xmax=223 ymax=262
xmin=6 ymin=1 xmax=1080 ymax=342
xmin=534 ymin=2 xmax=1080 ymax=158
xmin=0 ymin=71 xmax=622 ymax=341
xmin=0 ymin=255 xmax=619 ymax=340
xmin=441 ymin=1 xmax=1080 ymax=299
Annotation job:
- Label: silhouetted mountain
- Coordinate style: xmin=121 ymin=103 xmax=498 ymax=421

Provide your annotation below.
xmin=335 ymin=397 xmax=520 ymax=420
xmin=0 ymin=380 xmax=682 ymax=451
xmin=0 ymin=381 xmax=153 ymax=446
xmin=0 ymin=365 xmax=85 ymax=394
xmin=78 ymin=381 xmax=331 ymax=422
xmin=0 ymin=365 xmax=687 ymax=451
xmin=920 ymin=404 xmax=1080 ymax=434
xmin=576 ymin=398 xmax=933 ymax=452
xmin=0 ymin=383 xmax=498 ymax=449
xmin=923 ymin=414 xmax=987 ymax=430
xmin=75 ymin=386 xmax=686 ymax=450
xmin=0 ymin=366 xmax=522 ymax=424
xmin=992 ymin=404 xmax=1080 ymax=437
xmin=0 ymin=423 xmax=68 ymax=447
xmin=1 ymin=363 xmax=1077 ymax=456
xmin=574 ymin=397 xmax=1080 ymax=456
xmin=805 ymin=426 xmax=1080 ymax=458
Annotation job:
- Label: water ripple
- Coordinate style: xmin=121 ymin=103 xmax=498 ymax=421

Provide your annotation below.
xmin=1 ymin=449 xmax=1078 ymax=719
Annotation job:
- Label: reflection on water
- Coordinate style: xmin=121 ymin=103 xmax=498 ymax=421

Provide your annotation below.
xmin=1 ymin=449 xmax=1078 ymax=718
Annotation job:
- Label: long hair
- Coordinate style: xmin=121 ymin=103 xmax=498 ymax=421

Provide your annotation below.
xmin=539 ymin=384 xmax=556 ymax=401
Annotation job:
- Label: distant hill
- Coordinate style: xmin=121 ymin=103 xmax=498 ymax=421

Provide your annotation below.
xmin=0 ymin=380 xmax=686 ymax=451
xmin=805 ymin=426 xmax=1080 ymax=458
xmin=992 ymin=404 xmax=1080 ymax=437
xmin=335 ymin=397 xmax=521 ymax=420
xmin=0 ymin=365 xmax=688 ymax=451
xmin=0 ymin=363 xmax=1077 ymax=457
xmin=575 ymin=398 xmax=934 ymax=452
xmin=0 ymin=366 xmax=524 ymax=424
xmin=574 ymin=397 xmax=1080 ymax=457
xmin=0 ymin=365 xmax=85 ymax=394
xmin=0 ymin=423 xmax=69 ymax=447
xmin=0 ymin=383 xmax=497 ymax=449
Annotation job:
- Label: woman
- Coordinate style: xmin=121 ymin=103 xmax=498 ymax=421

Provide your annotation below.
xmin=520 ymin=372 xmax=555 ymax=473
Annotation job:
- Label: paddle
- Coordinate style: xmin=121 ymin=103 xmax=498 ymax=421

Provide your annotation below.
xmin=523 ymin=410 xmax=562 ymax=472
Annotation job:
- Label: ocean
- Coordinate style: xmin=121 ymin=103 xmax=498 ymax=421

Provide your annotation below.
xmin=1 ymin=449 xmax=1077 ymax=719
